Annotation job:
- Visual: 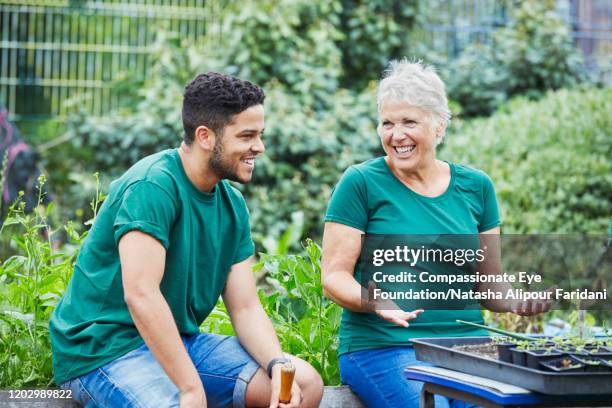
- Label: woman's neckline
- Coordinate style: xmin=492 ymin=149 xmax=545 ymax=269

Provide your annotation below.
xmin=381 ymin=157 xmax=455 ymax=201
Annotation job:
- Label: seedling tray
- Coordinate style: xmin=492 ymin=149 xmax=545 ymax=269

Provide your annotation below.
xmin=411 ymin=336 xmax=612 ymax=395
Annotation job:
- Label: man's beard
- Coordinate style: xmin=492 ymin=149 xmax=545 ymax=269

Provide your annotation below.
xmin=208 ymin=139 xmax=244 ymax=183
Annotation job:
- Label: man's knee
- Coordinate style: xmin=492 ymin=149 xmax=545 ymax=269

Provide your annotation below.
xmin=297 ymin=363 xmax=323 ymax=393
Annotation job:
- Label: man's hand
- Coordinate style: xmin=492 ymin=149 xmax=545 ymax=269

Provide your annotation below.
xmin=269 ymin=366 xmax=303 ymax=408
xmin=179 ymin=387 xmax=206 ymax=408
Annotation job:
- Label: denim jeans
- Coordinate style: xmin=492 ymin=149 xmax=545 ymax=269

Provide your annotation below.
xmin=60 ymin=333 xmax=259 ymax=408
xmin=340 ymin=345 xmax=478 ymax=408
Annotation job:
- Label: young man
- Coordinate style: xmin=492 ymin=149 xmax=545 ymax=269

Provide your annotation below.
xmin=50 ymin=73 xmax=323 ymax=408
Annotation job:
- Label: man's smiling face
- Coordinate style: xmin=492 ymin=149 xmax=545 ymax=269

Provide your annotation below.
xmin=208 ymin=104 xmax=265 ymax=184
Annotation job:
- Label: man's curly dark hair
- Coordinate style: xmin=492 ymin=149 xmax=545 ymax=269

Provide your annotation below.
xmin=182 ymin=72 xmax=265 ymax=145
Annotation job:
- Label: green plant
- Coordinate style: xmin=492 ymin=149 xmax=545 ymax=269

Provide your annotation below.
xmin=65 ymin=29 xmax=382 ymax=248
xmin=515 ymin=340 xmax=533 ymax=351
xmin=532 ymin=338 xmax=550 ymax=350
xmin=490 ymin=335 xmax=512 ymax=345
xmin=567 ymin=335 xmax=588 ymax=351
xmin=335 ymin=0 xmax=420 ymax=89
xmin=543 ymin=345 xmax=556 ymax=354
xmin=201 ymin=239 xmax=341 ymax=385
xmin=0 ymin=176 xmax=97 ymax=387
xmin=443 ymin=87 xmax=611 ymax=235
xmin=580 ymin=357 xmax=601 ymax=365
xmin=256 ymin=239 xmax=342 ymax=385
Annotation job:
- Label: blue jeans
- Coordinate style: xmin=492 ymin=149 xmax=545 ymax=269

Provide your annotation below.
xmin=340 ymin=346 xmax=478 ymax=408
xmin=60 ymin=333 xmax=259 ymax=408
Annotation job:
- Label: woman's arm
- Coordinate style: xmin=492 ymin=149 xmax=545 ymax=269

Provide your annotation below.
xmin=477 ymin=227 xmax=513 ymax=312
xmin=321 ymin=221 xmax=423 ymax=326
xmin=478 ymin=227 xmax=551 ymax=315
xmin=321 ymin=222 xmax=367 ymax=310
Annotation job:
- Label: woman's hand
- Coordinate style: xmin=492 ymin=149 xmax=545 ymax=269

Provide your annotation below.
xmin=375 ymin=307 xmax=425 ymax=327
xmin=511 ymin=286 xmax=556 ymax=316
xmin=368 ymin=281 xmax=424 ymax=327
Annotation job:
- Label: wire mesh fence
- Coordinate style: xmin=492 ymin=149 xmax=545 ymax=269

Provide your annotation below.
xmin=412 ymin=0 xmax=611 ymax=76
xmin=0 ymin=0 xmax=219 ymax=123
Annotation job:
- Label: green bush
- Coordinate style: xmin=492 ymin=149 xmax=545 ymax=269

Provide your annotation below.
xmin=61 ymin=0 xmax=422 ymax=243
xmin=213 ymin=0 xmax=343 ymax=103
xmin=215 ymin=0 xmax=419 ymax=91
xmin=442 ymin=86 xmax=611 ymax=233
xmin=445 ymin=0 xmax=586 ymax=117
xmin=0 ymin=178 xmax=95 ymax=387
xmin=336 ymin=0 xmax=419 ymax=88
xmin=257 ymin=240 xmax=341 ymax=384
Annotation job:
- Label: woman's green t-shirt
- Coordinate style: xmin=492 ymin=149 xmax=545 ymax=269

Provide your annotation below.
xmin=324 ymin=157 xmax=501 ymax=355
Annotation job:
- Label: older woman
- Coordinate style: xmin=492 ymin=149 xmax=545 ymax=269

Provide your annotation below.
xmin=321 ymin=60 xmax=547 ymax=408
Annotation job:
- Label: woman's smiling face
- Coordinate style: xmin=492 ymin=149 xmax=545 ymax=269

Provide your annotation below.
xmin=377 ymin=99 xmax=440 ymax=173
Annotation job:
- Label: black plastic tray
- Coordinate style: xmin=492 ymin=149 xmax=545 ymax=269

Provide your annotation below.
xmin=412 ymin=336 xmax=612 ymax=395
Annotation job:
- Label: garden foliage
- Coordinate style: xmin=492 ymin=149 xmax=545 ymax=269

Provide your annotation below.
xmin=0 ymin=177 xmax=102 ymax=387
xmin=1 ymin=186 xmax=341 ymax=386
xmin=215 ymin=0 xmax=419 ymax=91
xmin=444 ymin=0 xmax=585 ymax=117
xmin=65 ymin=30 xmax=383 ymax=246
xmin=3 ymin=0 xmax=609 ymax=387
xmin=255 ymin=240 xmax=342 ymax=385
xmin=443 ymin=87 xmax=611 ymax=234
xmin=60 ymin=0 xmax=594 ymax=245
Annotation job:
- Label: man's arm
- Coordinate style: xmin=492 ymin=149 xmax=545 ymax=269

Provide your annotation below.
xmin=119 ymin=230 xmax=205 ymax=408
xmin=222 ymin=257 xmax=301 ymax=407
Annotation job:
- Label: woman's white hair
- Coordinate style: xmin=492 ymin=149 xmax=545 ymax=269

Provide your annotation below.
xmin=377 ymin=58 xmax=451 ymax=144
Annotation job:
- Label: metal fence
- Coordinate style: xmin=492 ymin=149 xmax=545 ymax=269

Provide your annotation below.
xmin=413 ymin=0 xmax=611 ymax=75
xmin=0 ymin=0 xmax=218 ymax=123
xmin=569 ymin=0 xmax=612 ymax=72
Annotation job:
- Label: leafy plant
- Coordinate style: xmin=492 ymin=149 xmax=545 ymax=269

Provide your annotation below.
xmin=64 ymin=29 xmax=382 ymax=249
xmin=336 ymin=0 xmax=420 ymax=89
xmin=201 ymin=239 xmax=342 ymax=385
xmin=490 ymin=335 xmax=512 ymax=345
xmin=256 ymin=239 xmax=342 ymax=385
xmin=1 ymin=175 xmax=341 ymax=386
xmin=443 ymin=87 xmax=611 ymax=235
xmin=515 ymin=340 xmax=533 ymax=351
xmin=0 ymin=176 xmax=99 ymax=387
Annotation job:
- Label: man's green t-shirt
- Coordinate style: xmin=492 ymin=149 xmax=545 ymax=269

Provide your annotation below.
xmin=324 ymin=157 xmax=501 ymax=355
xmin=49 ymin=149 xmax=254 ymax=384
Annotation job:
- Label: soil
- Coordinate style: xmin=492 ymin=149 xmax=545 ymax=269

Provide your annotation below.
xmin=551 ymin=357 xmax=582 ymax=369
xmin=452 ymin=343 xmax=499 ymax=360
